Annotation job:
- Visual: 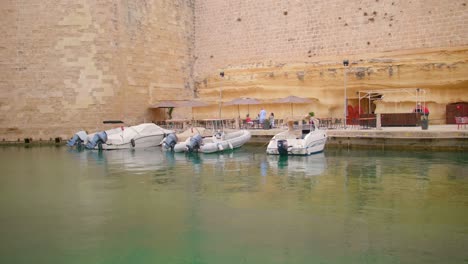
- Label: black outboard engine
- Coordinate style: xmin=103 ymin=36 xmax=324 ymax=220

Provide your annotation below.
xmin=162 ymin=133 xmax=178 ymax=151
xmin=85 ymin=131 xmax=107 ymax=150
xmin=67 ymin=131 xmax=87 ymax=147
xmin=186 ymin=134 xmax=203 ymax=152
xmin=67 ymin=134 xmax=82 ymax=147
xmin=277 ymin=139 xmax=289 ymax=155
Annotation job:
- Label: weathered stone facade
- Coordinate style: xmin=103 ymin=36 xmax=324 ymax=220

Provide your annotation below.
xmin=0 ymin=0 xmax=467 ymax=140
xmin=193 ymin=0 xmax=468 ymax=123
xmin=0 ymin=0 xmax=194 ymax=140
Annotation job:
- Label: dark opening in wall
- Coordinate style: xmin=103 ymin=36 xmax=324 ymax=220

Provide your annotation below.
xmin=237 ymin=18 xmax=241 ymax=22
xmin=283 ymin=11 xmax=288 ymax=15
xmin=367 ymin=41 xmax=371 ymax=45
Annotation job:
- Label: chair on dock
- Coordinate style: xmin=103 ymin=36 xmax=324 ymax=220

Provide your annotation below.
xmin=455 ymin=117 xmax=468 ymax=129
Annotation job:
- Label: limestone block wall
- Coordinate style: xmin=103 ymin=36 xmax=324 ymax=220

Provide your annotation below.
xmin=0 ymin=0 xmax=194 ymax=141
xmin=193 ymin=0 xmax=468 ymax=123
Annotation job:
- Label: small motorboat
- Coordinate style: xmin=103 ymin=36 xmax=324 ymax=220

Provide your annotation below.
xmin=266 ymin=119 xmax=327 ymax=155
xmin=67 ymin=123 xmax=175 ymax=150
xmin=169 ymin=129 xmax=251 ymax=153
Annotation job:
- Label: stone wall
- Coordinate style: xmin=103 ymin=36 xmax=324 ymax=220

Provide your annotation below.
xmin=193 ymin=0 xmax=468 ymax=123
xmin=0 ymin=0 xmax=194 ymax=141
xmin=0 ymin=0 xmax=467 ymax=141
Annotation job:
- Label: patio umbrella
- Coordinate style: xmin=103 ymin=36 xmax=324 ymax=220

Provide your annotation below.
xmin=149 ymin=100 xmax=211 ymax=121
xmin=224 ymin=97 xmax=261 ymax=118
xmin=176 ymin=100 xmax=210 ymax=108
xmin=177 ymin=100 xmax=211 ymax=120
xmin=272 ymin=95 xmax=314 ymax=117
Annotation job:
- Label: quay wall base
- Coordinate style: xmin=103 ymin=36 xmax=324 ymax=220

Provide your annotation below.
xmin=248 ymin=127 xmax=468 ymax=151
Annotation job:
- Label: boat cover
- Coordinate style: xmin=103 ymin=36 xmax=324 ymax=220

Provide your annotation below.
xmin=106 ymin=123 xmax=167 ymax=145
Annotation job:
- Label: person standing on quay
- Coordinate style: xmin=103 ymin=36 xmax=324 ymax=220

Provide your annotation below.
xmin=259 ymin=108 xmax=267 ymax=127
xmin=269 ymin=112 xmax=275 ymax=128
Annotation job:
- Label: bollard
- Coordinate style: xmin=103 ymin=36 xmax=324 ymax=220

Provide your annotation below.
xmin=376 ymin=113 xmax=382 ymax=130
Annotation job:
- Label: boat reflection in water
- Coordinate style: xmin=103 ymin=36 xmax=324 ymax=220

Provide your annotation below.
xmin=69 ymin=147 xmax=254 ymax=175
xmin=266 ymin=152 xmax=327 ymax=177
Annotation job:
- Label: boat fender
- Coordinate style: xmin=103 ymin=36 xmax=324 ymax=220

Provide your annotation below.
xmin=130 ymin=138 xmax=135 ymax=148
xmin=228 ymin=142 xmax=233 ymax=150
xmin=217 ymin=143 xmax=224 ymax=151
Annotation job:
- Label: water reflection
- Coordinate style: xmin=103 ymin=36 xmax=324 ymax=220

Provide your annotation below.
xmin=266 ymin=153 xmax=327 ymax=177
xmin=67 ymin=148 xmax=257 ymax=176
xmin=1 ymin=147 xmax=467 ymax=263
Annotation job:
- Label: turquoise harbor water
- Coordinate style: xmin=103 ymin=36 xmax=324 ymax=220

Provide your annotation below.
xmin=0 ymin=145 xmax=467 ymax=264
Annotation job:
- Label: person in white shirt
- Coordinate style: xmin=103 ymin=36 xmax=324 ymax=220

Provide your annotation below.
xmin=259 ymin=108 xmax=267 ymax=125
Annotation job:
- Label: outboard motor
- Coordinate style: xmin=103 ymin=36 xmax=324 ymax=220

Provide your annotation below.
xmin=186 ymin=134 xmax=203 ymax=152
xmin=277 ymin=139 xmax=289 ymax=155
xmin=67 ymin=131 xmax=87 ymax=147
xmin=162 ymin=133 xmax=178 ymax=151
xmin=85 ymin=131 xmax=108 ymax=150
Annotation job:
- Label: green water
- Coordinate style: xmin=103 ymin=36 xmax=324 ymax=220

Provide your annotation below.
xmin=0 ymin=146 xmax=467 ymax=264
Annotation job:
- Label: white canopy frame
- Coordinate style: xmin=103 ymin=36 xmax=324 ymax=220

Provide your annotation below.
xmin=357 ymin=88 xmax=426 ymax=114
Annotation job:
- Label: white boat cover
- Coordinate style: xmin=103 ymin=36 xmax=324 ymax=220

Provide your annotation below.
xmin=105 ymin=123 xmax=168 ymax=145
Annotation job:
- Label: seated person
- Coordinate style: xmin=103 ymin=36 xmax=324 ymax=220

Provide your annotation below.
xmin=269 ymin=112 xmax=275 ymax=128
xmin=414 ymin=103 xmax=430 ymax=117
xmin=245 ymin=114 xmax=254 ymax=128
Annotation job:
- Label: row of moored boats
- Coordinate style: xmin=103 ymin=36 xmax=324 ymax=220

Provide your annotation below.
xmin=67 ymin=119 xmax=327 ymax=156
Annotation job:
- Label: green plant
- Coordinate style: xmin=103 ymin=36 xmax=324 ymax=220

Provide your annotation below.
xmin=167 ymin=107 xmax=174 ymax=119
xmin=309 ymin=111 xmax=315 ymax=117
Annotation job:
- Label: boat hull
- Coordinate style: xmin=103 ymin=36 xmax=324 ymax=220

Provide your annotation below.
xmin=266 ymin=129 xmax=327 ymax=156
xmin=98 ymin=134 xmax=166 ymax=150
xmin=68 ymin=123 xmax=174 ymax=150
xmin=173 ymin=130 xmax=251 ymax=153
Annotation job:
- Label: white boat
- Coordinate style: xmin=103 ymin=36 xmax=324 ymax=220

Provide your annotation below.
xmin=67 ymin=123 xmax=174 ymax=150
xmin=266 ymin=119 xmax=327 ymax=155
xmin=170 ymin=129 xmax=251 ymax=153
